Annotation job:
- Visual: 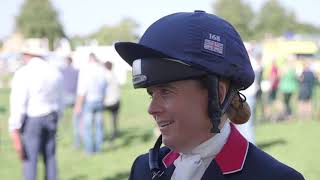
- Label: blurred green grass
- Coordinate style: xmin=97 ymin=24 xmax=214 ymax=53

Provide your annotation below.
xmin=0 ymin=78 xmax=319 ymax=180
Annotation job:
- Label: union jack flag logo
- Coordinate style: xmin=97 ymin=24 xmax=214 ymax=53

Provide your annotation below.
xmin=204 ymin=39 xmax=224 ymax=55
xmin=202 ymin=32 xmax=225 ymax=57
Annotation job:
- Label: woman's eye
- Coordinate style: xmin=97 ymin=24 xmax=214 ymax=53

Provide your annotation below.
xmin=161 ymin=89 xmax=171 ymax=95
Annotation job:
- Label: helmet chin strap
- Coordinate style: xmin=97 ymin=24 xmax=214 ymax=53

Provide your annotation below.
xmin=149 ymin=135 xmax=164 ymax=180
xmin=205 ymin=75 xmax=238 ymax=133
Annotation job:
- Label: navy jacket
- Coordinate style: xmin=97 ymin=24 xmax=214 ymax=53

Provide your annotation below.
xmin=129 ymin=124 xmax=304 ymax=180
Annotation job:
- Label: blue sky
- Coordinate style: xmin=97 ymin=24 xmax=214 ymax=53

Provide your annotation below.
xmin=1 ymin=0 xmax=320 ymax=40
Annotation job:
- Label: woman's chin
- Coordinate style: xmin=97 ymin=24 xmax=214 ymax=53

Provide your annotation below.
xmin=162 ymin=136 xmax=174 ymax=148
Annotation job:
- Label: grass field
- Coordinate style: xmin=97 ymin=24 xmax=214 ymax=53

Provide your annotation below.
xmin=0 ymin=80 xmax=319 ymax=180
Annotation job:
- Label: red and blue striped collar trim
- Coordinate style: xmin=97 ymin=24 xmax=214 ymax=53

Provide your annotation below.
xmin=162 ymin=124 xmax=249 ymax=174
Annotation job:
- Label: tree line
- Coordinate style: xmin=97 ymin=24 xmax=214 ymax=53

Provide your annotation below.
xmin=14 ymin=0 xmax=320 ymax=50
xmin=214 ymin=0 xmax=320 ymax=40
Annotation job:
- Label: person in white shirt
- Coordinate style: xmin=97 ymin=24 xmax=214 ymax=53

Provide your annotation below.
xmin=103 ymin=61 xmax=121 ymax=141
xmin=73 ymin=53 xmax=107 ymax=154
xmin=8 ymin=47 xmax=63 ymax=180
xmin=236 ymin=44 xmax=262 ymax=144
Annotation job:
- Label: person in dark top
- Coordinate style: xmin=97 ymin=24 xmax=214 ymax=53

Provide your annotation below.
xmin=115 ymin=10 xmax=305 ymax=180
xmin=298 ymin=62 xmax=317 ymax=120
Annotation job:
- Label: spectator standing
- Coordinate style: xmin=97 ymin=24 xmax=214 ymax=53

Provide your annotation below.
xmin=103 ymin=61 xmax=121 ymax=141
xmin=279 ymin=62 xmax=298 ymax=119
xmin=61 ymin=56 xmax=78 ymax=106
xmin=73 ymin=53 xmax=107 ymax=154
xmin=8 ymin=47 xmax=63 ymax=180
xmin=268 ymin=59 xmax=280 ymax=103
xmin=236 ymin=43 xmax=261 ymax=144
xmin=298 ymin=62 xmax=316 ymax=120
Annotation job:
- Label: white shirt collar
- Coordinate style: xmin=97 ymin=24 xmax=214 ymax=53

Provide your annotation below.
xmin=171 ymin=122 xmax=231 ymax=180
xmin=182 ymin=121 xmax=231 ymax=160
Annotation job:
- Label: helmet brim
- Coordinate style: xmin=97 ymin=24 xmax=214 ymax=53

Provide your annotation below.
xmin=114 ymin=42 xmax=171 ymax=66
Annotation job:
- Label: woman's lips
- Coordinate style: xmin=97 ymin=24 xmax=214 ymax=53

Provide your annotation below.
xmin=158 ymin=120 xmax=174 ymax=129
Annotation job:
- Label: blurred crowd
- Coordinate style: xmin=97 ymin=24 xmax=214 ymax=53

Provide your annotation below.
xmin=249 ymin=46 xmax=319 ymax=123
xmin=61 ymin=52 xmax=122 ymax=154
xmin=6 ymin=49 xmax=123 ymax=179
xmin=236 ymin=42 xmax=319 ymax=144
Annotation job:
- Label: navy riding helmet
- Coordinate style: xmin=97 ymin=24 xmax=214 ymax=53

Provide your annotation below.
xmin=115 ymin=10 xmax=254 ymax=133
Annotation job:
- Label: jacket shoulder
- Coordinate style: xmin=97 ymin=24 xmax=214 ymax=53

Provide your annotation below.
xmin=242 ymin=143 xmax=304 ymax=179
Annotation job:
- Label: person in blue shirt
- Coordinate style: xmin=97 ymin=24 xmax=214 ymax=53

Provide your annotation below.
xmin=115 ymin=11 xmax=304 ymax=180
xmin=73 ymin=53 xmax=107 ymax=153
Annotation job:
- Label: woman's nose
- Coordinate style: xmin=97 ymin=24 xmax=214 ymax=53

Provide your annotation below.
xmin=148 ymin=94 xmax=164 ymax=115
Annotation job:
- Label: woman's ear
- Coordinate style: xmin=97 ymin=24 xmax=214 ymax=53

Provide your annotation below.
xmin=218 ymin=80 xmax=228 ymax=104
